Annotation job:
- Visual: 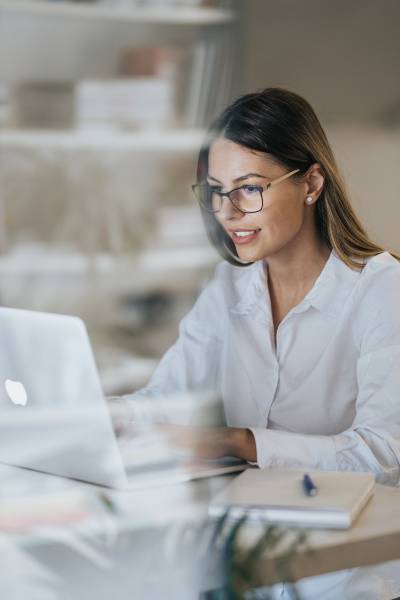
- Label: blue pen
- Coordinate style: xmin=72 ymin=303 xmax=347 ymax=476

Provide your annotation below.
xmin=302 ymin=473 xmax=318 ymax=497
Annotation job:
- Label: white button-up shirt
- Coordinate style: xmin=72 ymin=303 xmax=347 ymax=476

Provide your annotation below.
xmin=127 ymin=248 xmax=400 ymax=599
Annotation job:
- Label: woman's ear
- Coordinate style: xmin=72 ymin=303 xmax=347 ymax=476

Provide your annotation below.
xmin=305 ymin=163 xmax=325 ymax=200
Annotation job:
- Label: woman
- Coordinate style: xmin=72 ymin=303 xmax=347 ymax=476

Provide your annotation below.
xmin=122 ymin=88 xmax=400 ymax=599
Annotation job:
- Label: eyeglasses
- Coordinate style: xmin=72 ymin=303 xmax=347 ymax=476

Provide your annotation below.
xmin=191 ymin=168 xmax=300 ymax=214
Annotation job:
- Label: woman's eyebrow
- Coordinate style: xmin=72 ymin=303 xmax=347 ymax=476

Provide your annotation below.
xmin=207 ymin=172 xmax=270 ymax=183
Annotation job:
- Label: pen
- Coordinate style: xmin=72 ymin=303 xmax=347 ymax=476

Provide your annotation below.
xmin=302 ymin=473 xmax=318 ymax=497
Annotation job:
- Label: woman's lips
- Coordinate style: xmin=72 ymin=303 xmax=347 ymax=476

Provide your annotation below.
xmin=229 ymin=228 xmax=261 ymax=245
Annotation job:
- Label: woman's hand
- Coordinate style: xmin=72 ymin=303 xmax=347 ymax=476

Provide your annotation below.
xmin=107 ymin=396 xmax=136 ymax=438
xmin=157 ymin=424 xmax=257 ymax=462
xmin=106 ymin=396 xmax=258 ymax=462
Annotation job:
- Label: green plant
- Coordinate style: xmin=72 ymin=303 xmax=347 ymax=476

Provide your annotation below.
xmin=205 ymin=511 xmax=311 ymax=600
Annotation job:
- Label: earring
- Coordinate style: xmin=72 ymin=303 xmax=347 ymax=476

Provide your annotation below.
xmin=306 ymin=196 xmax=313 ymax=205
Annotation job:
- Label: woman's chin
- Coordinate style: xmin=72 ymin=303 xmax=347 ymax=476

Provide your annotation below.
xmin=236 ymin=248 xmax=262 ymax=263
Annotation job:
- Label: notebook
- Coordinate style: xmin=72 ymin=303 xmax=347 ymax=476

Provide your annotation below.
xmin=209 ymin=468 xmax=375 ymax=529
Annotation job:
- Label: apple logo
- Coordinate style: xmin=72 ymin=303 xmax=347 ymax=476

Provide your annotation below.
xmin=4 ymin=379 xmax=28 ymax=407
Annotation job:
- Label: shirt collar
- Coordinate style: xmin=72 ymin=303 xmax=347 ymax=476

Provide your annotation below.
xmin=230 ymin=249 xmax=362 ymax=320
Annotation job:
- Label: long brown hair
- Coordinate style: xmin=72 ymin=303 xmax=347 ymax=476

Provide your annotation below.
xmin=195 ymin=87 xmax=399 ymax=269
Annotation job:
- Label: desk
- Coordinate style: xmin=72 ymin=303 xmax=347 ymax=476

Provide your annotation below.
xmin=1 ymin=464 xmax=400 ymax=599
xmin=238 ymin=483 xmax=400 ymax=588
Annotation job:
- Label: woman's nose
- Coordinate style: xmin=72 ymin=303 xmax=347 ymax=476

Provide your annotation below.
xmin=218 ymin=195 xmax=242 ymax=221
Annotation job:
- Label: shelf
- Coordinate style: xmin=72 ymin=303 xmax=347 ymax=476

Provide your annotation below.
xmin=0 ymin=246 xmax=217 ymax=275
xmin=0 ymin=245 xmax=219 ymax=294
xmin=0 ymin=128 xmax=208 ymax=151
xmin=0 ymin=0 xmax=235 ymax=25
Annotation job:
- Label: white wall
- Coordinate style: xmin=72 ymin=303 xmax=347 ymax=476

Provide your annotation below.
xmin=238 ymin=0 xmax=400 ymax=253
xmin=328 ymin=125 xmax=400 ymax=253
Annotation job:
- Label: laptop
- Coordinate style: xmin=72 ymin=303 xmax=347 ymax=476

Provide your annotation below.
xmin=0 ymin=306 xmax=246 ymax=489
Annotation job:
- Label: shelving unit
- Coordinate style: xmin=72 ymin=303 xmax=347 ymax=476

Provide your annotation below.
xmin=0 ymin=0 xmax=239 ymax=393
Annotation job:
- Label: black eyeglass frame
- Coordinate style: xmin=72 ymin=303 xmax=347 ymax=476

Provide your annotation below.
xmin=191 ymin=168 xmax=301 ymax=214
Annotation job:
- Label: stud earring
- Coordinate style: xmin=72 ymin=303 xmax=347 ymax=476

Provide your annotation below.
xmin=306 ymin=196 xmax=313 ymax=205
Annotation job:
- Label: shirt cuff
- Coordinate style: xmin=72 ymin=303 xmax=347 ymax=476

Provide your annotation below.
xmin=247 ymin=427 xmax=338 ymax=470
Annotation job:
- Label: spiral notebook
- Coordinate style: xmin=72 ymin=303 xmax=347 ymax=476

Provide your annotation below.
xmin=209 ymin=468 xmax=375 ymax=529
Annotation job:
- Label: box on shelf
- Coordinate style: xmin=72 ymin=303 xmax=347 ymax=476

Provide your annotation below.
xmin=118 ymin=44 xmax=190 ymax=128
xmin=10 ymin=82 xmax=75 ymax=130
xmin=119 ymin=45 xmax=184 ymax=79
xmin=75 ymin=77 xmax=176 ymax=131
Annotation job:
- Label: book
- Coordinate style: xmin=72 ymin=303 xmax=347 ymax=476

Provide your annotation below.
xmin=209 ymin=468 xmax=375 ymax=529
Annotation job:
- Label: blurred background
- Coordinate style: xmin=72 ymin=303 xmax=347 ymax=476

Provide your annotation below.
xmin=0 ymin=0 xmax=399 ymax=400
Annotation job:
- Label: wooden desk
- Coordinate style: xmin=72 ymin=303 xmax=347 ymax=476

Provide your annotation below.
xmin=237 ymin=483 xmax=400 ymax=587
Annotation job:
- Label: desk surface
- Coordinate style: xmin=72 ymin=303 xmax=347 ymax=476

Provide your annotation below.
xmin=1 ymin=464 xmax=400 ymax=587
xmin=226 ymin=482 xmax=400 ymax=586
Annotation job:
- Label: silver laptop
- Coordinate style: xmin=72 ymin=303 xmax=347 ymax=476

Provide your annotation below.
xmin=0 ymin=307 xmax=245 ymax=489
